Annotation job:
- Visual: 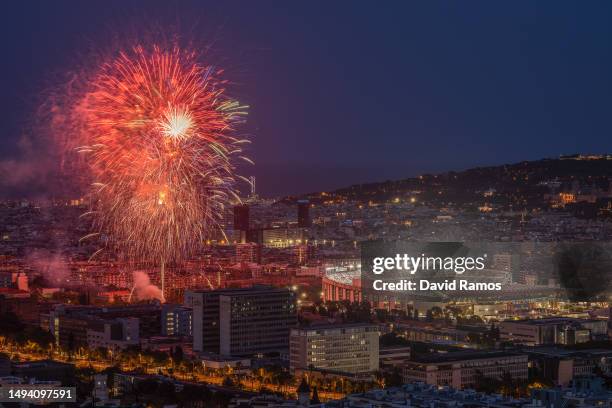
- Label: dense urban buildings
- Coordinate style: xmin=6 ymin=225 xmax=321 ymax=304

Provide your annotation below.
xmin=2 ymin=0 xmax=612 ymax=404
xmin=0 ymin=158 xmax=610 ymax=406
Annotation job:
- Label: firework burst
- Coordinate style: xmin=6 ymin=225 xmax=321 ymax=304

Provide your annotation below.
xmin=60 ymin=43 xmax=250 ymax=284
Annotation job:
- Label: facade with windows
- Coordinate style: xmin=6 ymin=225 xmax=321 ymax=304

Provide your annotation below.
xmin=290 ymin=324 xmax=379 ymax=375
xmin=500 ymin=318 xmax=608 ymax=346
xmin=192 ymin=286 xmax=297 ymax=356
xmin=402 ymin=351 xmax=528 ymax=389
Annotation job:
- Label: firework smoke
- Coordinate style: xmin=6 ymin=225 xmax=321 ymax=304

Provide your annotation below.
xmin=26 ymin=249 xmax=70 ymax=286
xmin=131 ymin=271 xmax=163 ymax=302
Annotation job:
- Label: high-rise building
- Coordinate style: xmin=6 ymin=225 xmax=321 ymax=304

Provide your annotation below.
xmin=192 ymin=286 xmax=297 ymax=356
xmin=297 ymin=200 xmax=311 ymax=228
xmin=190 ymin=291 xmax=222 ymax=353
xmin=290 ymin=324 xmax=379 ymax=375
xmin=246 ymin=228 xmax=264 ymax=245
xmin=233 ymin=204 xmax=250 ymax=231
xmin=249 ymin=176 xmax=257 ymax=198
xmin=233 ymin=204 xmax=250 ymax=243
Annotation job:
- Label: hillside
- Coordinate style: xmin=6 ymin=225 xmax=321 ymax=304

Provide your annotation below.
xmin=286 ymin=155 xmax=612 ymax=212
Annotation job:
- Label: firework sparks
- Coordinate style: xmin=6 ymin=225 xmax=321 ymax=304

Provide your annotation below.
xmin=160 ymin=107 xmax=195 ymax=140
xmin=59 ymin=43 xmax=249 ymax=293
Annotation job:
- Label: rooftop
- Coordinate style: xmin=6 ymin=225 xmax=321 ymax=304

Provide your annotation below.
xmin=409 ymin=350 xmax=526 ymax=364
xmin=504 ymin=317 xmax=603 ymax=325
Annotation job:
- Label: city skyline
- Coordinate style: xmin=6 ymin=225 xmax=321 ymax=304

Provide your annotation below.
xmin=0 ymin=3 xmax=611 ymax=407
xmin=2 ymin=1 xmax=612 ymax=197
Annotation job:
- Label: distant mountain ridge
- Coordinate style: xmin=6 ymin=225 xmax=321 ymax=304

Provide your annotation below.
xmin=284 ymin=155 xmax=612 ymax=210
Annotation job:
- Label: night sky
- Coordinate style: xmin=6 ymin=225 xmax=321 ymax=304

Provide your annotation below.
xmin=2 ymin=1 xmax=612 ymax=196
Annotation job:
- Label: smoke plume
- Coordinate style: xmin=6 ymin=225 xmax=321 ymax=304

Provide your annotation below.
xmin=132 ymin=270 xmax=162 ymax=301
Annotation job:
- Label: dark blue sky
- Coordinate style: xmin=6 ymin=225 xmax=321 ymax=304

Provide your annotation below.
xmin=2 ymin=2 xmax=612 ymax=196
